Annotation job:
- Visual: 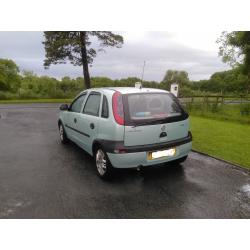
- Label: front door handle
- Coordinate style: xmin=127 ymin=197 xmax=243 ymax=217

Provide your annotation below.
xmin=74 ymin=118 xmax=77 ymax=123
xmin=90 ymin=123 xmax=95 ymax=129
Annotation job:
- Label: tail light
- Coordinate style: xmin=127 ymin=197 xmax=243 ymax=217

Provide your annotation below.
xmin=112 ymin=91 xmax=124 ymax=125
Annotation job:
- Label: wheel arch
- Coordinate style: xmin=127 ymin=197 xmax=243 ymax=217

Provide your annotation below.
xmin=92 ymin=140 xmax=103 ymax=156
xmin=58 ymin=119 xmax=63 ymax=128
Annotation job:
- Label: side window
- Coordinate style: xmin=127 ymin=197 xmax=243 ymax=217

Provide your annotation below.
xmin=101 ymin=95 xmax=109 ymax=118
xmin=70 ymin=94 xmax=86 ymax=113
xmin=83 ymin=92 xmax=101 ymax=116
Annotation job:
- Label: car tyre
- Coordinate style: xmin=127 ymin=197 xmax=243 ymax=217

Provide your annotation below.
xmin=59 ymin=123 xmax=69 ymax=144
xmin=95 ymin=147 xmax=114 ymax=180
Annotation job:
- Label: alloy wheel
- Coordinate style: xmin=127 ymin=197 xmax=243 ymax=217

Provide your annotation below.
xmin=59 ymin=125 xmax=64 ymax=141
xmin=96 ymin=149 xmax=107 ymax=176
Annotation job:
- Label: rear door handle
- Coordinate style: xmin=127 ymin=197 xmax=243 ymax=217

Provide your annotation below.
xmin=90 ymin=123 xmax=95 ymax=129
xmin=74 ymin=118 xmax=77 ymax=123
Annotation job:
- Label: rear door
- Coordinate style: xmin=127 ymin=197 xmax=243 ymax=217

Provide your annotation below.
xmin=123 ymin=92 xmax=189 ymax=147
xmin=76 ymin=91 xmax=101 ymax=154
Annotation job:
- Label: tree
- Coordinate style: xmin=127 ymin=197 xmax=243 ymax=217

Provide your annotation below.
xmin=161 ymin=70 xmax=189 ymax=90
xmin=192 ymin=68 xmax=249 ymax=94
xmin=20 ymin=71 xmax=37 ymax=91
xmin=0 ymin=58 xmax=20 ymax=92
xmin=43 ymin=31 xmax=124 ymax=89
xmin=217 ymin=31 xmax=250 ymax=93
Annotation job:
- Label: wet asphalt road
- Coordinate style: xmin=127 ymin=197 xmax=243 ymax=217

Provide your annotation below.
xmin=0 ymin=104 xmax=249 ymax=219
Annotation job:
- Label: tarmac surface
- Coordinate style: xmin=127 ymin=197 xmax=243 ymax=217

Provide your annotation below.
xmin=0 ymin=103 xmax=249 ymax=218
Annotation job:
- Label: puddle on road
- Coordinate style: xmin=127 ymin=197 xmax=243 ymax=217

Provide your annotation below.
xmin=242 ymin=184 xmax=250 ymax=198
xmin=0 ymin=199 xmax=31 ymax=218
xmin=233 ymin=184 xmax=250 ymax=218
xmin=0 ymin=112 xmax=6 ymax=119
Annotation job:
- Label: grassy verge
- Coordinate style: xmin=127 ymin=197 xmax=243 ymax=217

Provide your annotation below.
xmin=0 ymin=99 xmax=72 ymax=104
xmin=190 ymin=116 xmax=250 ymax=169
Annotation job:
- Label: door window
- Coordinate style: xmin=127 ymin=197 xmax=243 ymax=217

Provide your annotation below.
xmin=83 ymin=92 xmax=101 ymax=116
xmin=70 ymin=94 xmax=86 ymax=113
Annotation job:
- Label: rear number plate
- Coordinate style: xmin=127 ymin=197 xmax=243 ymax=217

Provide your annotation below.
xmin=148 ymin=148 xmax=176 ymax=160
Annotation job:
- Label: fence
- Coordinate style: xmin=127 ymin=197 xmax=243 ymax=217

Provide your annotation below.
xmin=179 ymin=95 xmax=250 ymax=117
xmin=180 ymin=95 xmax=250 ymax=104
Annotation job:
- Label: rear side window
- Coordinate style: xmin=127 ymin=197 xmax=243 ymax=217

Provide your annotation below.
xmin=70 ymin=94 xmax=86 ymax=113
xmin=83 ymin=92 xmax=101 ymax=116
xmin=101 ymin=95 xmax=109 ymax=118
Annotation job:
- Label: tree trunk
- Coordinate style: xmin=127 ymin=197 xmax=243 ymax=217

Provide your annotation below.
xmin=80 ymin=31 xmax=91 ymax=89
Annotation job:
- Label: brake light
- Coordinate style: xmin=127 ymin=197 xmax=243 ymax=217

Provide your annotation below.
xmin=112 ymin=91 xmax=124 ymax=125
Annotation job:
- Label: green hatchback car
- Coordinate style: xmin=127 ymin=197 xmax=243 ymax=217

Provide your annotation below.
xmin=58 ymin=87 xmax=192 ymax=179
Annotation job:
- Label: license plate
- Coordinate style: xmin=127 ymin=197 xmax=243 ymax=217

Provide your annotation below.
xmin=148 ymin=148 xmax=176 ymax=160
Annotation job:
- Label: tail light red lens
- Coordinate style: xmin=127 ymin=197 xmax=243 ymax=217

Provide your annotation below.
xmin=112 ymin=91 xmax=124 ymax=125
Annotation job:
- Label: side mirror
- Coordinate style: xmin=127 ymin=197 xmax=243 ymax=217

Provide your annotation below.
xmin=60 ymin=104 xmax=69 ymax=111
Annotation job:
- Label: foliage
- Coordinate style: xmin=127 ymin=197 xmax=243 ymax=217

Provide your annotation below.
xmin=0 ymin=57 xmax=250 ymax=100
xmin=217 ymin=31 xmax=250 ymax=92
xmin=0 ymin=98 xmax=72 ymax=104
xmin=0 ymin=59 xmax=21 ymax=92
xmin=161 ymin=69 xmax=189 ymax=90
xmin=0 ymin=60 xmax=162 ymax=99
xmin=43 ymin=31 xmax=124 ymax=89
xmin=191 ymin=67 xmax=249 ymax=94
xmin=217 ymin=31 xmax=250 ymax=70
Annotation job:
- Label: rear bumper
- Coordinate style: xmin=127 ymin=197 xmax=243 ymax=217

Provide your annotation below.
xmin=101 ymin=131 xmax=192 ymax=153
xmin=106 ymin=133 xmax=192 ymax=168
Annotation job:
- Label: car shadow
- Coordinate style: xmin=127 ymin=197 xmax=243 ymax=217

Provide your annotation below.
xmin=61 ymin=140 xmax=186 ymax=184
xmin=111 ymin=162 xmax=185 ymax=182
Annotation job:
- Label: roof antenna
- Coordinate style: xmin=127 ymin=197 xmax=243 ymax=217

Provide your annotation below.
xmin=140 ymin=61 xmax=146 ymax=88
xmin=135 ymin=61 xmax=146 ymax=89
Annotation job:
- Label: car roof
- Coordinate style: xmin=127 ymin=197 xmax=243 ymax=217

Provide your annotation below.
xmin=81 ymin=87 xmax=169 ymax=95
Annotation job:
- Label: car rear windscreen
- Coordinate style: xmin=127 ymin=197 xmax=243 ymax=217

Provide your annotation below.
xmin=123 ymin=92 xmax=188 ymax=126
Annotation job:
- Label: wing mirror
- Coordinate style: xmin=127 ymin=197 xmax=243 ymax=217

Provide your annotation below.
xmin=60 ymin=104 xmax=69 ymax=111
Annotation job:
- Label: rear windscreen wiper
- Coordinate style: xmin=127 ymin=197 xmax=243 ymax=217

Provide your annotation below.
xmin=131 ymin=118 xmax=166 ymax=127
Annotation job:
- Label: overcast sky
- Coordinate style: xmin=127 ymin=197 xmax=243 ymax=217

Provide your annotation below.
xmin=0 ymin=31 xmax=230 ymax=81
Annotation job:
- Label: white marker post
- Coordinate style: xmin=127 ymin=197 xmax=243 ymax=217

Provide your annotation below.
xmin=170 ymin=83 xmax=179 ymax=97
xmin=135 ymin=82 xmax=142 ymax=89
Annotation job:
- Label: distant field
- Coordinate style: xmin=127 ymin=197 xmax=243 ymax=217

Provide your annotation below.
xmin=190 ymin=116 xmax=250 ymax=169
xmin=0 ymin=99 xmax=72 ymax=104
xmin=187 ymin=103 xmax=250 ymax=124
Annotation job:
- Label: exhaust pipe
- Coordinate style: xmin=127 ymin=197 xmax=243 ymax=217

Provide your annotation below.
xmin=136 ymin=166 xmax=142 ymax=171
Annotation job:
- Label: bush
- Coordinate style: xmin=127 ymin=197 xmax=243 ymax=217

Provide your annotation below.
xmin=0 ymin=91 xmax=20 ymax=100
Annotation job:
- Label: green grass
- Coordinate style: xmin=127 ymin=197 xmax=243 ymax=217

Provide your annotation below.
xmin=190 ymin=116 xmax=250 ymax=169
xmin=0 ymin=98 xmax=72 ymax=104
